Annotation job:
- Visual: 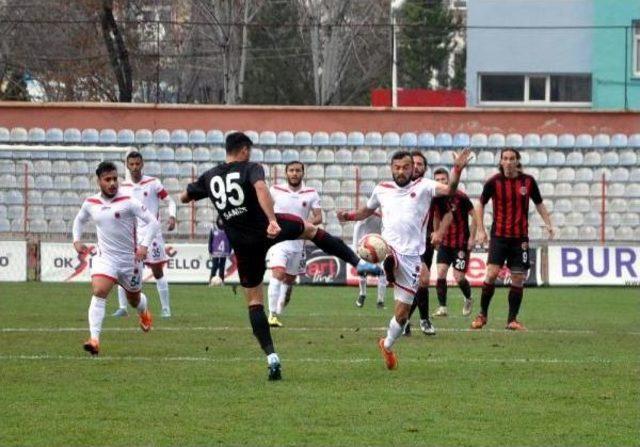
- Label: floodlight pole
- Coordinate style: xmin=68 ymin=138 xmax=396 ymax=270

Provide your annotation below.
xmin=391 ymin=4 xmax=398 ymax=109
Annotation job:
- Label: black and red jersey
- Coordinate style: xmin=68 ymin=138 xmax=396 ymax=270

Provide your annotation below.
xmin=480 ymin=172 xmax=543 ymax=239
xmin=425 ymin=195 xmax=448 ymax=240
xmin=441 ymin=191 xmax=474 ymax=249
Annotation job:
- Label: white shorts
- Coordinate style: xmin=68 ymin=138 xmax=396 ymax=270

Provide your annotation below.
xmin=269 ymin=243 xmax=306 ymax=276
xmin=143 ymin=233 xmax=168 ymax=266
xmin=91 ymin=255 xmax=143 ymax=293
xmin=390 ymin=252 xmax=420 ymax=304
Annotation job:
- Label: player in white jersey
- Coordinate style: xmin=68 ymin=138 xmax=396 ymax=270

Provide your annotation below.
xmin=114 ymin=151 xmax=177 ymax=318
xmin=267 ymin=161 xmax=322 ymax=327
xmin=352 ymin=211 xmax=388 ymax=309
xmin=338 ymin=149 xmax=471 ymax=369
xmin=72 ymin=161 xmax=161 ymax=356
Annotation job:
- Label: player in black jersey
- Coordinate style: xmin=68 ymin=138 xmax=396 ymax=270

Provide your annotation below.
xmin=181 ymin=132 xmax=382 ymax=381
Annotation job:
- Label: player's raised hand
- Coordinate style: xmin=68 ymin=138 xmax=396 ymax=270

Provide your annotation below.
xmin=135 ymin=245 xmax=148 ymax=262
xmin=73 ymin=241 xmax=88 ymax=254
xmin=336 ymin=210 xmax=349 ymax=223
xmin=452 ymin=148 xmax=473 ymax=169
xmin=266 ymin=220 xmax=281 ymax=239
xmin=167 ymin=216 xmax=176 ymax=231
xmin=476 ymin=229 xmax=488 ymax=247
xmin=544 ymin=224 xmax=556 ymax=240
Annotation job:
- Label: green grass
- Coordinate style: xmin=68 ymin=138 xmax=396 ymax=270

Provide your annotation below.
xmin=0 ymin=282 xmax=638 ymax=446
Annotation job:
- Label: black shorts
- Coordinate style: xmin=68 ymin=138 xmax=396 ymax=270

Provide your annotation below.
xmin=420 ymin=242 xmax=435 ymax=269
xmin=487 ymin=237 xmax=530 ymax=272
xmin=232 ymin=213 xmax=305 ymax=288
xmin=436 ymin=246 xmax=470 ymax=273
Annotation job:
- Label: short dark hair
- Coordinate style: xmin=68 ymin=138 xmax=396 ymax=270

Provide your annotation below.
xmin=390 ymin=150 xmax=413 ymax=163
xmin=126 ymin=150 xmax=143 ymax=162
xmin=433 ymin=167 xmax=449 ymax=177
xmin=225 ymin=132 xmax=253 ymax=154
xmin=410 ymin=150 xmax=427 ymax=167
xmin=96 ymin=161 xmax=117 ymax=177
xmin=285 ymin=161 xmax=304 ymax=172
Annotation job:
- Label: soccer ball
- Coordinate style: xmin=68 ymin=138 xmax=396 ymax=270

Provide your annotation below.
xmin=209 ymin=277 xmax=223 ymax=287
xmin=357 ymin=234 xmax=388 ymax=264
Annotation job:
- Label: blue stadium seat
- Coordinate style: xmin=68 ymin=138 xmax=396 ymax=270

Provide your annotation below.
xmin=425 ymin=150 xmax=441 ymax=165
xmin=575 ymin=134 xmax=593 ymax=148
xmin=27 ymin=205 xmax=45 ymax=219
xmin=470 ymin=133 xmax=486 ymax=148
xmin=52 ymin=160 xmax=71 ymax=174
xmin=474 ymin=151 xmax=493 ymax=165
xmin=151 ymin=129 xmax=171 ymax=144
xmin=277 ymin=131 xmax=295 ymax=146
xmin=282 ymin=149 xmax=299 ymax=163
xmin=540 ymin=167 xmax=558 ymax=182
xmin=294 ymin=131 xmax=312 ymax=146
xmin=0 ymin=217 xmax=10 ymax=232
xmin=54 ymin=175 xmax=71 ymax=190
xmin=371 ymin=149 xmax=387 ymax=164
xmin=170 ymin=129 xmax=189 ymax=144
xmin=506 ymin=133 xmax=523 ymax=147
xmin=340 ymin=180 xmax=357 ymax=194
xmin=602 ymin=151 xmax=619 ymax=166
xmin=259 ymin=131 xmax=277 ymax=145
xmin=335 ymin=149 xmax=352 ymax=164
xmin=264 ymin=149 xmax=282 ymax=163
xmin=162 ymin=162 xmax=180 ymax=177
xmin=628 ymin=134 xmax=640 ymax=148
xmin=317 ymin=149 xmax=335 ymax=163
xmin=10 ymin=127 xmax=28 ymax=142
xmin=558 ymin=167 xmax=576 ymax=182
xmin=306 ymin=165 xmax=324 ymax=179
xmin=382 ymin=132 xmax=400 ymax=146
xmin=360 ymin=180 xmax=376 ymax=195
xmin=547 ymin=151 xmax=565 ymax=165
xmin=188 ymin=130 xmax=206 ymax=144
xmin=435 ymin=133 xmax=453 ymax=147
xmin=584 ymin=151 xmax=602 ymax=166
xmin=529 ymin=151 xmax=548 ymax=166
xmin=42 ymin=190 xmax=60 ymax=205
xmin=81 ymin=128 xmax=99 ymax=143
xmin=619 ymin=150 xmax=637 ymax=165
xmin=488 ymin=133 xmax=505 ymax=148
xmin=539 ymin=182 xmax=554 ymax=197
xmin=400 ymin=132 xmax=417 ymax=147
xmin=178 ymin=163 xmax=196 ymax=178
xmin=453 ymin=133 xmax=471 ymax=147
xmin=46 ymin=128 xmax=64 ymax=142
xmin=61 ymin=191 xmax=80 ymax=205
xmin=175 ymin=146 xmax=193 ymax=162
xmin=211 ymin=147 xmax=226 ymax=161
xmin=98 ymin=129 xmax=117 ymax=143
xmin=206 ymin=130 xmax=224 ymax=144
xmin=193 ymin=147 xmax=211 ymax=162
xmin=28 ymin=128 xmax=46 ymax=142
xmin=360 ymin=166 xmax=378 ymax=180
xmin=117 ymin=129 xmax=135 ymax=144
xmin=593 ymin=134 xmax=611 ymax=148
xmin=523 ymin=133 xmax=541 ymax=148
xmin=249 ymin=148 xmax=264 ymax=163
xmin=575 ymin=168 xmax=593 ymax=182
xmin=541 ymin=134 xmax=558 ymax=148
xmin=27 ymin=190 xmax=42 ymax=205
xmin=610 ymin=133 xmax=627 ymax=148
xmin=72 ymin=176 xmax=91 ymax=191
xmin=306 ymin=179 xmax=323 ymax=193
xmin=558 ymin=134 xmax=576 ymax=148
xmin=364 ymin=132 xmax=382 ymax=146
xmin=300 ymin=149 xmax=317 ymax=163
xmin=140 ymin=145 xmax=158 ymax=161
xmin=352 ymin=149 xmax=370 ymax=164
xmin=347 ymin=132 xmax=365 ymax=146
xmin=565 ymin=151 xmax=583 ymax=165
xmin=323 ymin=179 xmax=340 ymax=194
xmin=572 ymin=183 xmax=589 ymax=196
xmin=70 ymin=161 xmax=89 ymax=175
xmin=626 ymin=184 xmax=640 ymax=197
xmin=312 ymin=132 xmax=330 ymax=146
xmin=330 ymin=132 xmax=348 ymax=146
xmin=0 ymin=127 xmax=10 ymax=142
xmin=144 ymin=161 xmax=161 ymax=176
xmin=0 ymin=160 xmax=14 ymax=174
xmin=157 ymin=146 xmax=175 ymax=161
xmin=325 ymin=165 xmax=343 ymax=179
xmin=61 ymin=128 xmax=80 ymax=143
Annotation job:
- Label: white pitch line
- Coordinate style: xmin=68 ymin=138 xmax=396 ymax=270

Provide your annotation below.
xmin=0 ymin=326 xmax=617 ymax=335
xmin=0 ymin=354 xmax=635 ymax=365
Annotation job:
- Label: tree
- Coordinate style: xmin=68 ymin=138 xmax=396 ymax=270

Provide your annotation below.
xmin=100 ymin=0 xmax=133 ymax=102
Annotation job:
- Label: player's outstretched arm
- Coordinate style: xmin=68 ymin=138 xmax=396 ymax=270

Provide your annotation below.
xmin=431 ymin=210 xmax=452 ymax=246
xmin=535 ymin=203 xmax=555 ymax=240
xmin=468 ymin=206 xmax=480 ymax=250
xmin=255 ymin=180 xmax=281 ymax=238
xmin=434 ymin=148 xmax=473 ymax=197
xmin=165 ymin=195 xmax=177 ymax=231
xmin=336 ymin=206 xmax=375 ymax=223
xmin=132 ymin=199 xmax=162 ymax=260
xmin=72 ymin=203 xmax=90 ymax=254
xmin=179 ymin=191 xmax=193 ymax=204
xmin=475 ymin=201 xmax=488 ymax=246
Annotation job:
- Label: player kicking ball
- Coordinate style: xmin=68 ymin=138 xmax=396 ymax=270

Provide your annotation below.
xmin=72 ymin=161 xmax=161 ymax=355
xmin=338 ymin=149 xmax=472 ymax=370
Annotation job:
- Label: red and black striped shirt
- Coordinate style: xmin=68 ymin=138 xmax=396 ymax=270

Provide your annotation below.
xmin=480 ymin=173 xmax=543 ymax=239
xmin=441 ymin=191 xmax=474 ymax=249
xmin=425 ymin=196 xmax=448 ymax=241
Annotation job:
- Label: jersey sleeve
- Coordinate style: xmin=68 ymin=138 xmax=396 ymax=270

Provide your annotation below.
xmin=72 ymin=201 xmax=91 ymax=242
xmin=366 ymin=186 xmax=381 ymax=210
xmin=530 ymin=177 xmax=543 ymax=205
xmin=155 ymin=180 xmax=169 ymax=199
xmin=186 ymin=173 xmax=209 ymax=201
xmin=480 ymin=179 xmax=495 ymax=205
xmin=310 ymin=191 xmax=321 ymax=209
xmin=130 ymin=198 xmax=161 ymax=247
xmin=462 ymin=195 xmax=474 ymax=214
xmin=248 ymin=163 xmax=265 ymax=184
xmin=421 ymin=178 xmax=438 ymax=198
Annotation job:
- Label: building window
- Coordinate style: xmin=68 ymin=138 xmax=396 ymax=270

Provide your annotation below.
xmin=479 ymin=74 xmax=591 ymax=106
xmin=634 ymin=22 xmax=640 ymax=77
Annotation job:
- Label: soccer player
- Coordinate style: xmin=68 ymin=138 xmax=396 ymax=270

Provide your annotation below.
xmin=267 ymin=161 xmax=322 ymax=327
xmin=472 ymin=148 xmax=554 ymax=331
xmin=113 ymin=151 xmax=177 ymax=318
xmin=72 ymin=161 xmax=160 ymax=355
xmin=431 ymin=168 xmax=478 ymax=317
xmin=208 ymin=217 xmax=231 ymax=286
xmin=180 ymin=132 xmax=381 ymax=380
xmin=353 ymin=211 xmax=387 ymax=309
xmin=338 ymin=149 xmax=472 ymax=370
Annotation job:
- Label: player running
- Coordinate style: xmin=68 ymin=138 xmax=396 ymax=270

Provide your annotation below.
xmin=180 ymin=132 xmax=382 ymax=381
xmin=267 ymin=161 xmax=322 ymax=327
xmin=353 ymin=211 xmax=387 ymax=309
xmin=113 ymin=151 xmax=177 ymax=318
xmin=472 ymin=148 xmax=554 ymax=331
xmin=72 ymin=161 xmax=161 ymax=355
xmin=430 ymin=168 xmax=478 ymax=317
xmin=338 ymin=149 xmax=472 ymax=370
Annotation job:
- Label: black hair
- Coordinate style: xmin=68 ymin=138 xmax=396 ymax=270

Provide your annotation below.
xmin=285 ymin=160 xmax=304 ymax=172
xmin=390 ymin=150 xmax=413 ymax=163
xmin=433 ymin=167 xmax=449 ymax=177
xmin=410 ymin=150 xmax=427 ymax=168
xmin=96 ymin=161 xmax=118 ymax=177
xmin=498 ymin=148 xmax=522 ymax=175
xmin=126 ymin=150 xmax=143 ymax=161
xmin=225 ymin=132 xmax=253 ymax=154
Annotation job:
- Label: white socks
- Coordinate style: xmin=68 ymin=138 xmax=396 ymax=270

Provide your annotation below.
xmin=268 ymin=278 xmax=282 ymax=315
xmin=267 ymin=352 xmax=280 ymax=366
xmin=156 ymin=276 xmax=170 ymax=311
xmin=358 ymin=276 xmax=367 ymax=296
xmin=384 ymin=316 xmax=404 ymax=350
xmin=88 ymin=296 xmax=107 ymax=340
xmin=117 ymin=286 xmax=128 ymax=310
xmin=136 ymin=293 xmax=148 ymax=314
xmin=276 ymin=284 xmax=291 ymax=315
xmin=377 ymin=275 xmax=387 ymax=303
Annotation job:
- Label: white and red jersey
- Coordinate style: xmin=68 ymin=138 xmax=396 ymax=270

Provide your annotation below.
xmin=366 ymin=178 xmax=438 ymax=256
xmin=270 ymin=183 xmax=321 ymax=251
xmin=72 ymin=192 xmax=161 ymax=262
xmin=120 ymin=175 xmax=174 ymax=235
xmin=352 ymin=211 xmax=382 ymax=248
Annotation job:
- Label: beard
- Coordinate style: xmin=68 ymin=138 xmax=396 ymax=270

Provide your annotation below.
xmin=288 ymin=178 xmax=302 ymax=187
xmin=393 ymin=174 xmax=411 ymax=187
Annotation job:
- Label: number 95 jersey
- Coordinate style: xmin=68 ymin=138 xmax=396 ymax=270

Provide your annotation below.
xmin=186 ymin=161 xmax=269 ymax=245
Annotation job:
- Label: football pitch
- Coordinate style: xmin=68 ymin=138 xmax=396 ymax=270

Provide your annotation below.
xmin=0 ymin=282 xmax=638 ymax=447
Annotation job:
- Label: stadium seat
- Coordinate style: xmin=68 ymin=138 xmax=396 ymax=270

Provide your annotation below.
xmin=547 ymin=151 xmax=565 ymax=165
xmin=567 ymin=151 xmax=585 ymax=165
xmin=540 ymin=134 xmax=558 ymax=148
xmin=176 ymin=206 xmax=191 ymax=222
xmin=608 ymin=183 xmax=625 ymax=197
xmin=628 ymin=133 xmax=640 ymax=148
xmin=62 ymin=191 xmax=81 ymax=205
xmin=364 ymin=132 xmax=382 ymax=146
xmin=0 ymin=127 xmax=9 ymax=142
xmin=469 ymin=133 xmax=486 ymax=148
xmin=282 ymin=149 xmax=299 ymax=163
xmin=540 ymin=168 xmax=558 ymax=182
xmin=0 ymin=204 xmax=5 ymax=218
xmin=626 ymin=184 xmax=640 ymax=197
xmin=79 ymin=128 xmax=99 ymax=143
xmin=435 ymin=133 xmax=453 ymax=147
xmin=555 ymin=199 xmax=573 ymax=213
xmin=488 ymin=133 xmax=505 ymax=147
xmin=575 ymin=134 xmax=593 ymax=148
xmin=193 ymin=147 xmax=210 ymax=162
xmin=417 ymin=133 xmax=435 ymax=147
xmin=347 ymin=132 xmax=365 ymax=146
xmin=10 ymin=218 xmax=24 ymax=232
xmin=518 ymin=151 xmax=530 ymax=165
xmin=178 ymin=163 xmax=196 ymax=178
xmin=188 ymin=130 xmax=206 ymax=144
xmin=621 ymin=212 xmax=640 ymax=226
xmin=539 ymin=182 xmax=554 ymax=197
xmin=276 ymin=131 xmax=294 ymax=146
xmin=604 ymin=226 xmax=616 ymax=240
xmin=300 ymin=149 xmax=317 ymax=163
xmin=157 ymin=146 xmax=175 ymax=161
xmin=70 ymin=161 xmax=89 ymax=175
xmin=336 ymin=195 xmax=353 ymax=210
xmin=45 ymin=128 xmax=64 ymax=142
xmin=306 ymin=179 xmax=323 ymax=193
xmin=170 ymin=129 xmax=189 ymax=144
xmin=558 ymin=133 xmax=576 ymax=148
xmin=9 ymin=127 xmax=27 ymax=142
xmin=8 ymin=205 xmax=24 ymax=219
xmin=342 ymin=222 xmax=354 ymax=239
xmin=317 ymin=149 xmax=335 ymax=163
xmin=259 ymin=131 xmax=277 ymax=145
xmin=601 ymin=151 xmax=619 ymax=166
xmin=249 ymin=148 xmax=264 ymax=162
xmin=1 ymin=175 xmax=18 ymax=189
xmin=565 ymin=212 xmax=584 ymax=226
xmin=115 ymin=129 xmax=133 ymax=144
xmin=51 ymin=160 xmax=71 ymax=175
xmin=27 ymin=206 xmax=45 ymax=220
xmin=28 ymin=127 xmax=46 ymax=142
xmin=575 ymin=168 xmax=593 ymax=182
xmin=609 ymin=133 xmax=627 ymax=148
xmin=561 ymin=226 xmax=579 ymax=240
xmin=572 ymin=198 xmax=590 ymax=213
xmin=525 ymin=167 xmax=539 ymax=179
xmin=294 ymin=132 xmax=312 ymax=146
xmin=335 ymin=149 xmax=352 ymax=164
xmin=593 ymin=134 xmax=611 ymax=148
xmin=572 ymin=183 xmax=589 ymax=196
xmin=17 ymin=175 xmax=35 ymax=189
xmin=162 ymin=162 xmax=179 ymax=177
xmin=360 ymin=180 xmax=376 ymax=195
xmin=323 ymin=179 xmax=340 ymax=194
xmin=592 ymin=167 xmax=611 ymax=180
xmin=98 ymin=129 xmax=117 ymax=143
xmin=211 ymin=147 xmax=226 ymax=162
xmin=196 ymin=207 xmax=214 ymax=222
xmin=523 ymin=134 xmax=541 ymax=148
xmin=0 ymin=217 xmax=11 ymax=232
xmin=425 ymin=150 xmax=441 ymax=165
xmin=206 ymin=130 xmax=224 ymax=144
xmin=312 ymin=132 xmax=330 ymax=146
xmin=466 ymin=182 xmax=483 ymax=197
xmin=0 ymin=160 xmax=15 ymax=174
xmin=629 ymin=168 xmax=640 ymax=182
xmin=144 ymin=161 xmax=161 ymax=176
xmin=138 ymin=145 xmax=157 ymax=161
xmin=42 ymin=190 xmax=61 ymax=205
xmin=370 ymin=149 xmax=387 ymax=164
xmin=382 ymin=132 xmax=400 ymax=146
xmin=476 ymin=151 xmax=494 ymax=165
xmin=27 ymin=190 xmax=43 ymax=205
xmin=583 ymin=211 xmax=600 ymax=226
xmin=352 ymin=149 xmax=370 ymax=164
xmin=342 ymin=165 xmax=358 ymax=178
xmin=440 ymin=150 xmax=456 ymax=165
xmin=467 ymin=167 xmax=486 ymax=182
xmin=242 ymin=131 xmax=258 ymax=145
xmin=340 ymin=180 xmax=357 ymax=194
xmin=400 ymin=132 xmax=417 ymax=147
xmin=609 ymin=199 xmax=627 ymax=213
xmin=196 ymin=163 xmax=210 ymax=176
xmin=360 ymin=166 xmax=378 ymax=180
xmin=322 ymin=196 xmax=335 ymax=210
xmin=34 ymin=160 xmax=52 ymax=175
xmin=579 ymin=225 xmax=597 ymax=241
xmin=378 ymin=165 xmax=390 ymax=178
xmin=175 ymin=146 xmax=193 ymax=162
xmin=619 ymin=150 xmax=637 ymax=165
xmin=264 ymin=149 xmax=282 ymax=163
xmin=47 ymin=219 xmax=68 ymax=233
xmin=306 ymin=165 xmax=324 ymax=179
xmin=615 ymin=226 xmax=634 ymax=240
